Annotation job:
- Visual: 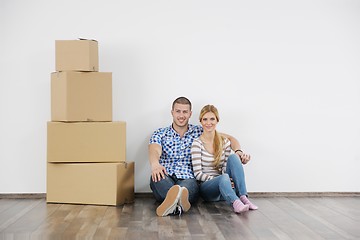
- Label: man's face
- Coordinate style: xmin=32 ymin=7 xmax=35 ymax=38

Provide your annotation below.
xmin=171 ymin=103 xmax=192 ymax=128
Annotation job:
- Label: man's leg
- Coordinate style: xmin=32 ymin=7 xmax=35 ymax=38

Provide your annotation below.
xmin=156 ymin=185 xmax=182 ymax=216
xmin=150 ymin=175 xmax=183 ymax=216
xmin=176 ymin=178 xmax=199 ymax=204
xmin=149 ymin=175 xmax=176 ymax=202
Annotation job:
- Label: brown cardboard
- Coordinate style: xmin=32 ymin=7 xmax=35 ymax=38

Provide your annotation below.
xmin=47 ymin=122 xmax=126 ymax=163
xmin=47 ymin=162 xmax=135 ymax=206
xmin=55 ymin=39 xmax=99 ymax=71
xmin=51 ymin=71 xmax=112 ymax=122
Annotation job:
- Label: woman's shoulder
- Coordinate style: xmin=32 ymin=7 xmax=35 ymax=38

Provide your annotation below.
xmin=222 ymin=137 xmax=231 ymax=146
xmin=222 ymin=136 xmax=230 ymax=142
xmin=192 ymin=137 xmax=202 ymax=145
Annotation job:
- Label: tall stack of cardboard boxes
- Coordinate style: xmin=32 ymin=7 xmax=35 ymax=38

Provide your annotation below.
xmin=47 ymin=39 xmax=134 ymax=206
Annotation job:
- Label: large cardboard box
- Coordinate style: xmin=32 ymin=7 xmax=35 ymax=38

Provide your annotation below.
xmin=51 ymin=71 xmax=112 ymax=122
xmin=56 ymin=39 xmax=99 ymax=71
xmin=47 ymin=122 xmax=126 ymax=163
xmin=47 ymin=162 xmax=134 ymax=206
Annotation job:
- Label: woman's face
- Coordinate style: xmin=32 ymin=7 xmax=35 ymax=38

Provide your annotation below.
xmin=200 ymin=111 xmax=218 ymax=133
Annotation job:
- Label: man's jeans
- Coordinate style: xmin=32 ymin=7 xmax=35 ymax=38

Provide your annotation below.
xmin=199 ymin=154 xmax=248 ymax=205
xmin=150 ymin=174 xmax=199 ymax=204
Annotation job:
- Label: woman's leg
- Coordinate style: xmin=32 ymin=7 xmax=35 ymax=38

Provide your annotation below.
xmin=200 ymin=174 xmax=249 ymax=213
xmin=226 ymin=154 xmax=247 ymax=196
xmin=200 ymin=174 xmax=238 ymax=205
xmin=226 ymin=154 xmax=258 ymax=210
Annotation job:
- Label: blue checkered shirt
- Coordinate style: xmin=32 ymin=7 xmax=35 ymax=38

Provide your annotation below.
xmin=149 ymin=124 xmax=203 ymax=179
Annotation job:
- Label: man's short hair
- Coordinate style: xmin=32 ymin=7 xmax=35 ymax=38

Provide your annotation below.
xmin=172 ymin=96 xmax=192 ymax=110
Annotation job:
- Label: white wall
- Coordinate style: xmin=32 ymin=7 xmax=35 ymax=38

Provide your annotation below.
xmin=1 ymin=0 xmax=359 ymax=193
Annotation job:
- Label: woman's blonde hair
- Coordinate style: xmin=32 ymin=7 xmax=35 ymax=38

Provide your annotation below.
xmin=199 ymin=105 xmax=224 ymax=168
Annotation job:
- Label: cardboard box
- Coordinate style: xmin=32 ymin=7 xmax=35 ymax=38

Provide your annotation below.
xmin=55 ymin=39 xmax=99 ymax=71
xmin=47 ymin=162 xmax=134 ymax=206
xmin=51 ymin=71 xmax=112 ymax=122
xmin=47 ymin=122 xmax=126 ymax=163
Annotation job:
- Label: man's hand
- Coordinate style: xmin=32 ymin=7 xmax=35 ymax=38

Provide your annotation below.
xmin=151 ymin=162 xmax=167 ymax=182
xmin=237 ymin=151 xmax=251 ymax=164
xmin=149 ymin=143 xmax=167 ymax=182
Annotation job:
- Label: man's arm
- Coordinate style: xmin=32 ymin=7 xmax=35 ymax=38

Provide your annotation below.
xmin=219 ymin=132 xmax=251 ymax=164
xmin=149 ymin=143 xmax=167 ymax=182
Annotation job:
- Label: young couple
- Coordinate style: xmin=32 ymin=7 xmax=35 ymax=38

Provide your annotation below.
xmin=148 ymin=97 xmax=257 ymax=217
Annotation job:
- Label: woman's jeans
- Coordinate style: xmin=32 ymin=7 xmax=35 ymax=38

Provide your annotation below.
xmin=150 ymin=174 xmax=199 ymax=204
xmin=199 ymin=154 xmax=248 ymax=205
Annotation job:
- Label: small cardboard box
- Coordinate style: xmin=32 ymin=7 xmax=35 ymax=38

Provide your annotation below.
xmin=51 ymin=71 xmax=112 ymax=122
xmin=55 ymin=39 xmax=99 ymax=71
xmin=47 ymin=122 xmax=126 ymax=163
xmin=47 ymin=162 xmax=134 ymax=206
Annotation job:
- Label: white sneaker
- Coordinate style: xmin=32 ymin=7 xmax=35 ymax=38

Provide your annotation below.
xmin=156 ymin=185 xmax=181 ymax=217
xmin=178 ymin=187 xmax=191 ymax=212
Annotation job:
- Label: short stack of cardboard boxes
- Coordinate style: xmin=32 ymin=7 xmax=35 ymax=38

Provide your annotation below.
xmin=47 ymin=39 xmax=134 ymax=206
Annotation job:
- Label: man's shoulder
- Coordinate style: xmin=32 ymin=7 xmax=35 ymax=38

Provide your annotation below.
xmin=153 ymin=125 xmax=172 ymax=134
xmin=151 ymin=125 xmax=175 ymax=140
xmin=149 ymin=125 xmax=173 ymax=145
xmin=188 ymin=124 xmax=202 ymax=132
xmin=187 ymin=124 xmax=203 ymax=136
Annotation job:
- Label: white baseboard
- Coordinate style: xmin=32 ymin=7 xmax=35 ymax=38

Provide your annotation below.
xmin=1 ymin=192 xmax=359 ymax=199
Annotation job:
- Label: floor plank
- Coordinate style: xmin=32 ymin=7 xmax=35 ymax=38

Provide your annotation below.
xmin=288 ymin=197 xmax=356 ymax=239
xmin=0 ymin=199 xmax=42 ymax=232
xmin=251 ymin=198 xmax=325 ymax=240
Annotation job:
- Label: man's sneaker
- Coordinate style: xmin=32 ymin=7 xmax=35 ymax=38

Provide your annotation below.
xmin=171 ymin=205 xmax=183 ymax=216
xmin=178 ymin=187 xmax=191 ymax=212
xmin=156 ymin=185 xmax=181 ymax=217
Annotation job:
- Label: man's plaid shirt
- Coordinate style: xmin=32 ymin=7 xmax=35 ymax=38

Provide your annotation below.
xmin=149 ymin=124 xmax=203 ymax=179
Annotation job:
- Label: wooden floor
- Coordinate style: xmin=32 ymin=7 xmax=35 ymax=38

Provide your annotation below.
xmin=0 ymin=196 xmax=359 ymax=240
